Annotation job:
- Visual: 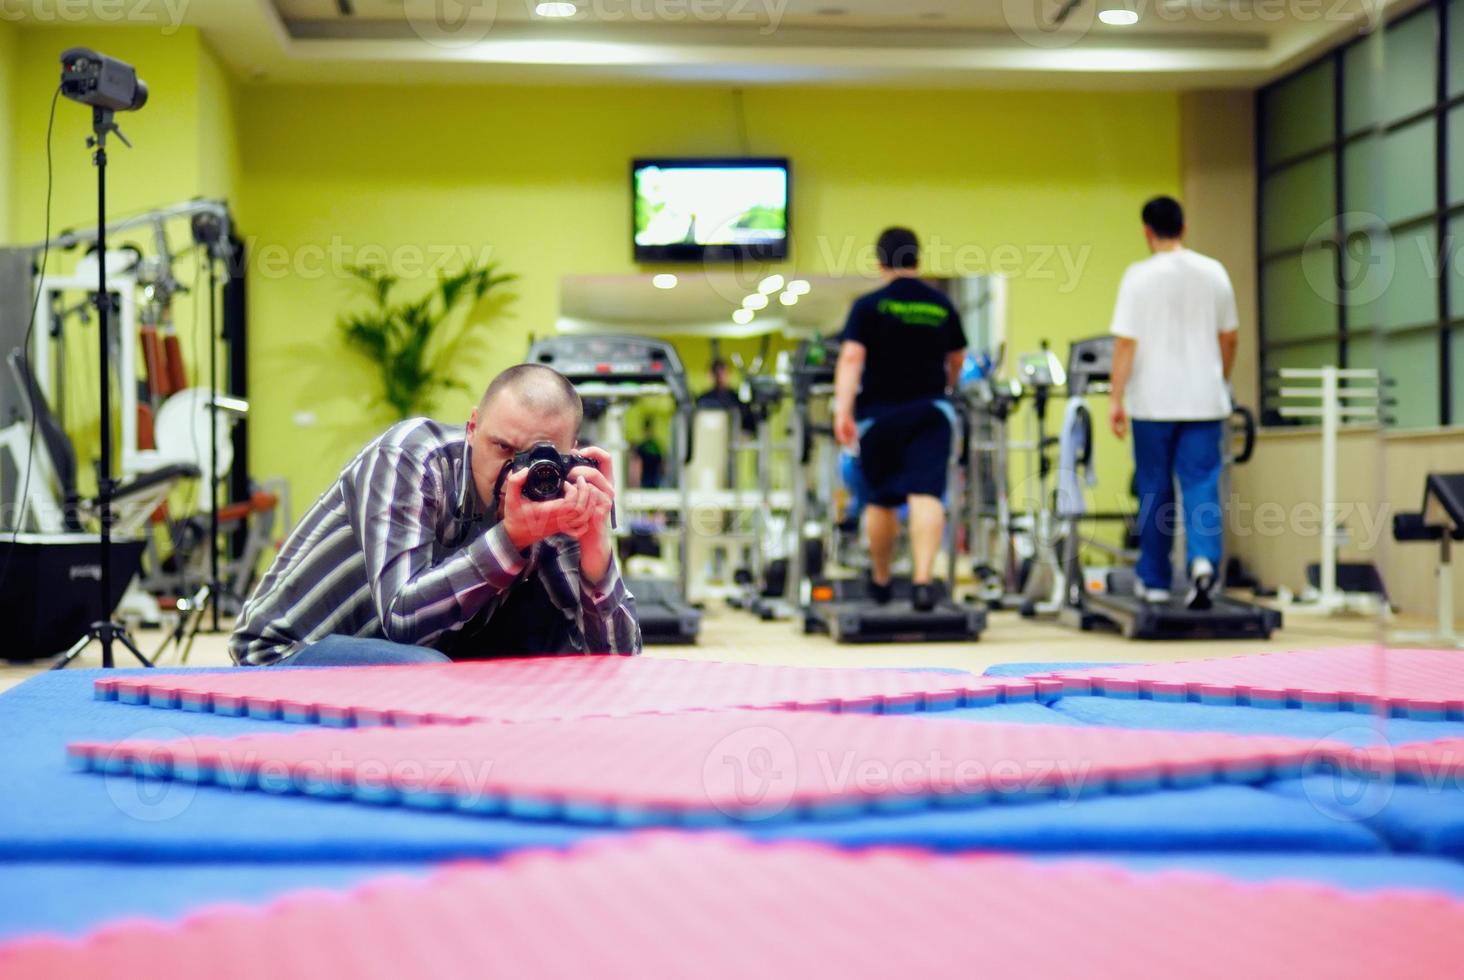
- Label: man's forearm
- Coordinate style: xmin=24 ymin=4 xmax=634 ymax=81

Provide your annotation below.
xmin=579 ymin=527 xmax=612 ymax=585
xmin=1110 ymin=341 xmax=1134 ymax=404
xmin=1220 ymin=332 xmax=1238 ymax=379
xmin=833 ymin=356 xmax=859 ymax=420
xmin=375 ymin=523 xmax=526 ymax=645
xmin=946 ymin=351 xmax=964 ymax=391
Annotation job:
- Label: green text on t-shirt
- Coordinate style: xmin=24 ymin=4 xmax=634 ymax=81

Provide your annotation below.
xmin=876 ymin=299 xmax=950 ymax=327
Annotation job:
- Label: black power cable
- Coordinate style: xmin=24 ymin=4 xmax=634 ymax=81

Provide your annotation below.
xmin=0 ymin=85 xmax=62 ymax=597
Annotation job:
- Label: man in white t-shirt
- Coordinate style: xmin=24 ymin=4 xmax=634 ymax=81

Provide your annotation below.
xmin=1108 ymin=196 xmax=1239 ymax=609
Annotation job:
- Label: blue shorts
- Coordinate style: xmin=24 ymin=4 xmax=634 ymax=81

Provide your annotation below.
xmin=855 ymin=399 xmax=955 ymax=507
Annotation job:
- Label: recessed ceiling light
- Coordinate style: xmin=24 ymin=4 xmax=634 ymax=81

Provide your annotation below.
xmin=758 ymin=274 xmax=785 ymax=295
xmin=779 ymin=291 xmax=798 ymax=306
xmin=652 ymin=273 xmax=677 ymax=290
xmin=535 ymin=2 xmax=577 ymax=18
xmin=786 ymin=279 xmax=811 ymax=296
xmin=732 ymin=308 xmax=755 ymax=325
xmin=743 ymin=293 xmax=769 ymax=311
xmin=1097 ymin=3 xmax=1139 ymax=25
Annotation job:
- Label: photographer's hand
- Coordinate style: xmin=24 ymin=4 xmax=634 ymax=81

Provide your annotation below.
xmin=565 ymin=447 xmax=616 ymax=585
xmin=500 ymin=466 xmax=586 ymax=552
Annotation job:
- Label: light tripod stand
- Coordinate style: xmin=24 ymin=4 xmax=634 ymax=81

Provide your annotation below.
xmin=51 ymin=103 xmax=152 ymax=671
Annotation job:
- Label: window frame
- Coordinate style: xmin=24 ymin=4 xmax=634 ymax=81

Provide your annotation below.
xmin=1256 ymin=0 xmax=1455 ymax=429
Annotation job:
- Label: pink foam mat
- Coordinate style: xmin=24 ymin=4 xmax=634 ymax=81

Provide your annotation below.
xmin=1035 ymin=647 xmax=1464 ymax=719
xmin=68 ymin=710 xmax=1338 ymax=824
xmin=1341 ymin=737 xmax=1464 ymax=790
xmin=92 ymin=656 xmax=1050 ymax=726
xmin=3 ymin=834 xmax=1460 ymax=979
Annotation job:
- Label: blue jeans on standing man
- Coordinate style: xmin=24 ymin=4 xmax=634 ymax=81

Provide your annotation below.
xmin=1130 ymin=419 xmax=1224 ymax=592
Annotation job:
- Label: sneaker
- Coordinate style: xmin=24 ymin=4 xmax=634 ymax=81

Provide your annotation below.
xmin=912 ymin=583 xmax=937 ymax=612
xmin=867 ymin=575 xmax=892 ymax=606
xmin=1187 ymin=558 xmax=1216 ymax=611
xmin=1138 ymin=585 xmax=1171 ymax=605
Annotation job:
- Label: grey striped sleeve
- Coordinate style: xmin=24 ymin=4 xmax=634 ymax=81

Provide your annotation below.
xmin=580 ymin=564 xmax=642 ymax=654
xmin=349 ymin=443 xmax=527 ymax=647
xmin=547 ymin=536 xmax=641 ymax=655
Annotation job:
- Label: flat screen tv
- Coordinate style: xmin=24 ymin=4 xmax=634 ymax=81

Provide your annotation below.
xmin=632 ymin=157 xmax=789 ymax=263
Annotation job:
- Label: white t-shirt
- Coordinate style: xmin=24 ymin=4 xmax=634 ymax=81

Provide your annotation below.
xmin=1109 ymin=248 xmax=1238 ymax=421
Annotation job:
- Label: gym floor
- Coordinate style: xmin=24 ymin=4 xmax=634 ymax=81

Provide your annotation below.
xmin=0 ymin=603 xmax=1390 ymax=693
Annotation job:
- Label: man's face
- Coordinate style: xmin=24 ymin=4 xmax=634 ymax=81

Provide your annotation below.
xmin=712 ymin=365 xmax=728 ymax=389
xmin=466 ymin=392 xmax=578 ymax=513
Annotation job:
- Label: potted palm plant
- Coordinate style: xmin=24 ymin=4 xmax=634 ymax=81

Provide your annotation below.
xmin=338 ymin=261 xmax=516 ymax=420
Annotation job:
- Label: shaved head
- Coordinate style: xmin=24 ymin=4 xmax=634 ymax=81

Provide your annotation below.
xmin=479 ymin=363 xmax=583 ymax=433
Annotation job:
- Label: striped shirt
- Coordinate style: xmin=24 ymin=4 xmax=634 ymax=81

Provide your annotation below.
xmin=229 ymin=418 xmax=641 ymax=665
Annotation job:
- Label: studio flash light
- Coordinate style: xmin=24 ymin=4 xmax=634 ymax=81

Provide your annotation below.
xmin=46 ymin=46 xmax=155 ymax=670
xmin=60 ymin=48 xmax=148 ymax=112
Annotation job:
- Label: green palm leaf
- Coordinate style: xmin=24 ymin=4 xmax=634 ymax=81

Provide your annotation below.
xmin=337 ymin=260 xmax=515 ymax=420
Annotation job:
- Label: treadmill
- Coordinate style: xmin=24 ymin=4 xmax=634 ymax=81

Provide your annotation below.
xmin=1057 ymin=335 xmax=1282 ymax=641
xmin=525 ymin=335 xmax=702 ymax=644
xmin=788 ymin=336 xmax=986 ymax=644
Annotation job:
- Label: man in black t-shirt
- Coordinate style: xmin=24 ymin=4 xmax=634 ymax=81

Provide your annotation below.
xmin=833 ymin=227 xmax=966 ymax=611
xmin=696 ymin=359 xmax=741 ymax=412
xmin=695 ymin=358 xmax=756 ymax=437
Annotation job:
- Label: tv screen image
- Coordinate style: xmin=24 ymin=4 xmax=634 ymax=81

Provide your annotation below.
xmin=633 ymin=158 xmax=789 ymax=262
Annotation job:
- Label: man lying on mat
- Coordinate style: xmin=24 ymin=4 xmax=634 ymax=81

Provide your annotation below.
xmin=229 ymin=363 xmax=641 ymax=666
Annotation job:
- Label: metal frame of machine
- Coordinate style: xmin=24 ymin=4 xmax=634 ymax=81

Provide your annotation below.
xmin=525 ymin=334 xmax=703 ymax=645
xmin=789 ymin=336 xmax=985 ymax=644
xmin=1056 ymin=335 xmax=1282 ymax=641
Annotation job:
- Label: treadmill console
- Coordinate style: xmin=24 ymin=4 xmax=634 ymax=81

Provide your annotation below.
xmin=526 ymin=335 xmax=691 ymax=407
xmin=1066 ymin=336 xmax=1114 ymax=396
xmin=1016 ymin=348 xmax=1066 ymax=390
xmin=791 ymin=335 xmax=840 ymax=403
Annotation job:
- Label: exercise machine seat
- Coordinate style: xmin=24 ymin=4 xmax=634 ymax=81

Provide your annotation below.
xmin=1394 ymin=473 xmax=1464 ymax=543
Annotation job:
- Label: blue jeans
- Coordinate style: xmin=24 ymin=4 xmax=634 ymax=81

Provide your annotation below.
xmin=272 ymin=635 xmax=451 ymax=667
xmin=1131 ymin=419 xmax=1224 ymax=591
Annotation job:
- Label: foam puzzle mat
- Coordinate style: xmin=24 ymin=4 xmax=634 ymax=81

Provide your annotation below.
xmin=1037 ymin=647 xmax=1464 ymax=720
xmin=3 ymin=835 xmax=1459 ymax=979
xmin=69 ymin=710 xmax=1340 ymax=825
xmin=1347 ymin=736 xmax=1464 ymax=788
xmin=92 ymin=657 xmax=1050 ymax=726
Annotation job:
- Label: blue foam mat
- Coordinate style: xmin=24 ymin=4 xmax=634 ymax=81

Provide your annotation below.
xmin=983 ymin=662 xmax=1119 ymax=678
xmin=0 ymin=861 xmax=430 ymax=941
xmin=1267 ymin=776 xmax=1464 ymax=860
xmin=1049 ymin=695 xmax=1464 ymax=745
xmin=0 ymin=671 xmax=1386 ymax=861
xmin=7 ymin=848 xmax=1464 ymax=943
xmin=1035 ymin=852 xmax=1464 ymax=896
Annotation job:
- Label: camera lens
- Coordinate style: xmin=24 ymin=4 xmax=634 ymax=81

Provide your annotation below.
xmin=523 ymin=459 xmax=564 ymax=502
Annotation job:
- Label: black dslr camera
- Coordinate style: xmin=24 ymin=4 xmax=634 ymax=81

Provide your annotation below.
xmin=498 ymin=442 xmax=599 ymax=503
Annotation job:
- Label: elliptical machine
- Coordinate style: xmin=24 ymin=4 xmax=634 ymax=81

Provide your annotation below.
xmin=958 ymin=348 xmax=1024 ymax=607
xmin=726 ymin=346 xmax=797 ymax=621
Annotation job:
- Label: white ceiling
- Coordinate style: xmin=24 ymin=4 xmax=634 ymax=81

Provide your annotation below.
xmin=10 ymin=0 xmax=1418 ymax=89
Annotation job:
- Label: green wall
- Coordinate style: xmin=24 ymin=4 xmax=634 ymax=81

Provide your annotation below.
xmin=0 ymin=19 xmax=15 ymax=242
xmin=236 ymin=83 xmax=1179 ymax=507
xmin=3 ymin=29 xmax=1182 ymax=519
